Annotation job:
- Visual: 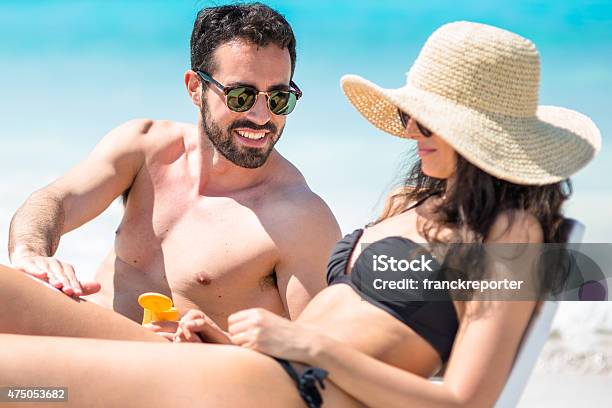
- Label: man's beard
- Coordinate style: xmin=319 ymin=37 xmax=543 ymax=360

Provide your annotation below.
xmin=200 ymin=103 xmax=283 ymax=169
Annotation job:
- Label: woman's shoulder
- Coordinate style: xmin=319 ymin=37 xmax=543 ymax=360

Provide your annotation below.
xmin=379 ymin=186 xmax=419 ymax=219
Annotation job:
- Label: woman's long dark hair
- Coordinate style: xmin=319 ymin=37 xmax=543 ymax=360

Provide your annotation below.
xmin=376 ymin=155 xmax=571 ymax=244
xmin=375 ymin=155 xmax=573 ymax=299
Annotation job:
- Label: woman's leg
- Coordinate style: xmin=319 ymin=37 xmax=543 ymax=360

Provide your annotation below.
xmin=0 ymin=264 xmax=163 ymax=342
xmin=0 ymin=334 xmax=306 ymax=408
xmin=0 ymin=267 xmax=359 ymax=407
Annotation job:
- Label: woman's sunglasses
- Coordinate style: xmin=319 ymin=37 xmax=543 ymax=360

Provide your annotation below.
xmin=196 ymin=70 xmax=302 ymax=116
xmin=397 ymin=108 xmax=433 ymax=137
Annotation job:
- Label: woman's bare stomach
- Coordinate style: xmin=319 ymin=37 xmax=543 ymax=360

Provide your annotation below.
xmin=297 ymin=284 xmax=442 ymax=377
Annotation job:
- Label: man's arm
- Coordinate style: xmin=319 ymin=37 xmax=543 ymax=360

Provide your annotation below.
xmin=7 ymin=119 xmax=152 ymax=295
xmin=8 ymin=188 xmax=65 ymax=263
xmin=274 ymin=192 xmax=341 ymax=320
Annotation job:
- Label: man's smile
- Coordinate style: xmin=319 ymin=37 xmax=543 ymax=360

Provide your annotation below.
xmin=233 ymin=128 xmax=270 ymax=148
xmin=235 ymin=129 xmax=268 ymax=140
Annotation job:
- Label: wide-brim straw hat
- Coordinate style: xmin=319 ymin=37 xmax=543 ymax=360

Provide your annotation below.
xmin=341 ymin=21 xmax=601 ymax=185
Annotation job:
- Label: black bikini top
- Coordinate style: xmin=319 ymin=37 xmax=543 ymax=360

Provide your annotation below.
xmin=326 ymin=228 xmax=459 ymax=363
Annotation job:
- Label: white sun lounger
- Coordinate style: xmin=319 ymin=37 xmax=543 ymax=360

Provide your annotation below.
xmin=493 ymin=218 xmax=584 ymax=408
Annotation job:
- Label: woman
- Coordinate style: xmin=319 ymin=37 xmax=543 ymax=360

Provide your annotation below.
xmin=0 ymin=21 xmax=600 ymax=407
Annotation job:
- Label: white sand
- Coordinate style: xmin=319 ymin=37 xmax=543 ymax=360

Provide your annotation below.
xmin=519 ymin=372 xmax=611 ymax=407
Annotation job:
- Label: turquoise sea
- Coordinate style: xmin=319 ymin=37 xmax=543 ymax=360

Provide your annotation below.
xmin=0 ymin=1 xmax=610 ymax=392
xmin=1 ymin=0 xmax=610 ymax=237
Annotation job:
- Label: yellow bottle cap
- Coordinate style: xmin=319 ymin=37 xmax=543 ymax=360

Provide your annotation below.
xmin=138 ymin=292 xmax=173 ymax=312
xmin=152 ymin=307 xmax=180 ymax=322
xmin=138 ymin=292 xmax=177 ymax=325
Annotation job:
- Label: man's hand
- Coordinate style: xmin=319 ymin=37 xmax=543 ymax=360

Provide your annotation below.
xmin=10 ymin=254 xmax=101 ymax=297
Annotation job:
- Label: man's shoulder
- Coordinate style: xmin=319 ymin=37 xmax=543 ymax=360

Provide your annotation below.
xmin=264 ymin=170 xmax=340 ymax=238
xmin=276 ymin=183 xmax=329 ymax=215
xmin=119 ymin=118 xmax=193 ymax=143
xmin=266 ymin=156 xmax=320 ymax=211
xmin=263 ymin=173 xmax=341 ymax=268
xmin=107 ymin=119 xmax=195 ymax=155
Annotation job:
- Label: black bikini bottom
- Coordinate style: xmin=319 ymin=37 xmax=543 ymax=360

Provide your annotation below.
xmin=274 ymin=358 xmax=328 ymax=408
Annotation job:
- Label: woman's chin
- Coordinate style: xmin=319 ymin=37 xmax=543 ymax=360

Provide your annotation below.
xmin=421 ymin=166 xmax=451 ymax=180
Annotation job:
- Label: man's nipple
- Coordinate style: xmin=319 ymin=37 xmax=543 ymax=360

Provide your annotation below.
xmin=196 ymin=272 xmax=213 ymax=286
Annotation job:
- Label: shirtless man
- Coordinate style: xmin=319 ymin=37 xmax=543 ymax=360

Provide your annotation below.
xmin=7 ymin=3 xmax=340 ymax=327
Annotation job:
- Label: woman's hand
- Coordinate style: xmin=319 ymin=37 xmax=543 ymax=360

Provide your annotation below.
xmin=228 ymin=308 xmax=328 ymax=364
xmin=173 ymin=309 xmax=232 ymax=344
xmin=143 ymin=321 xmax=179 ymax=341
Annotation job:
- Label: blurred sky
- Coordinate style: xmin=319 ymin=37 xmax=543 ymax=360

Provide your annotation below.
xmin=0 ymin=0 xmax=610 ymax=258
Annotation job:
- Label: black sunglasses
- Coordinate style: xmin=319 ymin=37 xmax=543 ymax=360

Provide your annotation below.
xmin=397 ymin=108 xmax=433 ymax=137
xmin=196 ymin=70 xmax=302 ymax=116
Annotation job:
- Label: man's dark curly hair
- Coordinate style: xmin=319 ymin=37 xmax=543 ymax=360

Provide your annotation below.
xmin=190 ymin=3 xmax=296 ymax=77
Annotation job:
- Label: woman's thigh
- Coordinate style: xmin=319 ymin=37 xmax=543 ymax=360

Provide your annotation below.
xmin=0 ymin=264 xmax=163 ymax=342
xmin=0 ymin=334 xmax=359 ymax=407
xmin=0 ymin=267 xmax=362 ymax=406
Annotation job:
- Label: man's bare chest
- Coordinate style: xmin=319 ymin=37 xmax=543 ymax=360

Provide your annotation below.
xmin=114 ymin=183 xmax=280 ymax=291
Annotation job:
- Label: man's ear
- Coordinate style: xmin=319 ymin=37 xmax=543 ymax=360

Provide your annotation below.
xmin=185 ymin=70 xmax=202 ymax=106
